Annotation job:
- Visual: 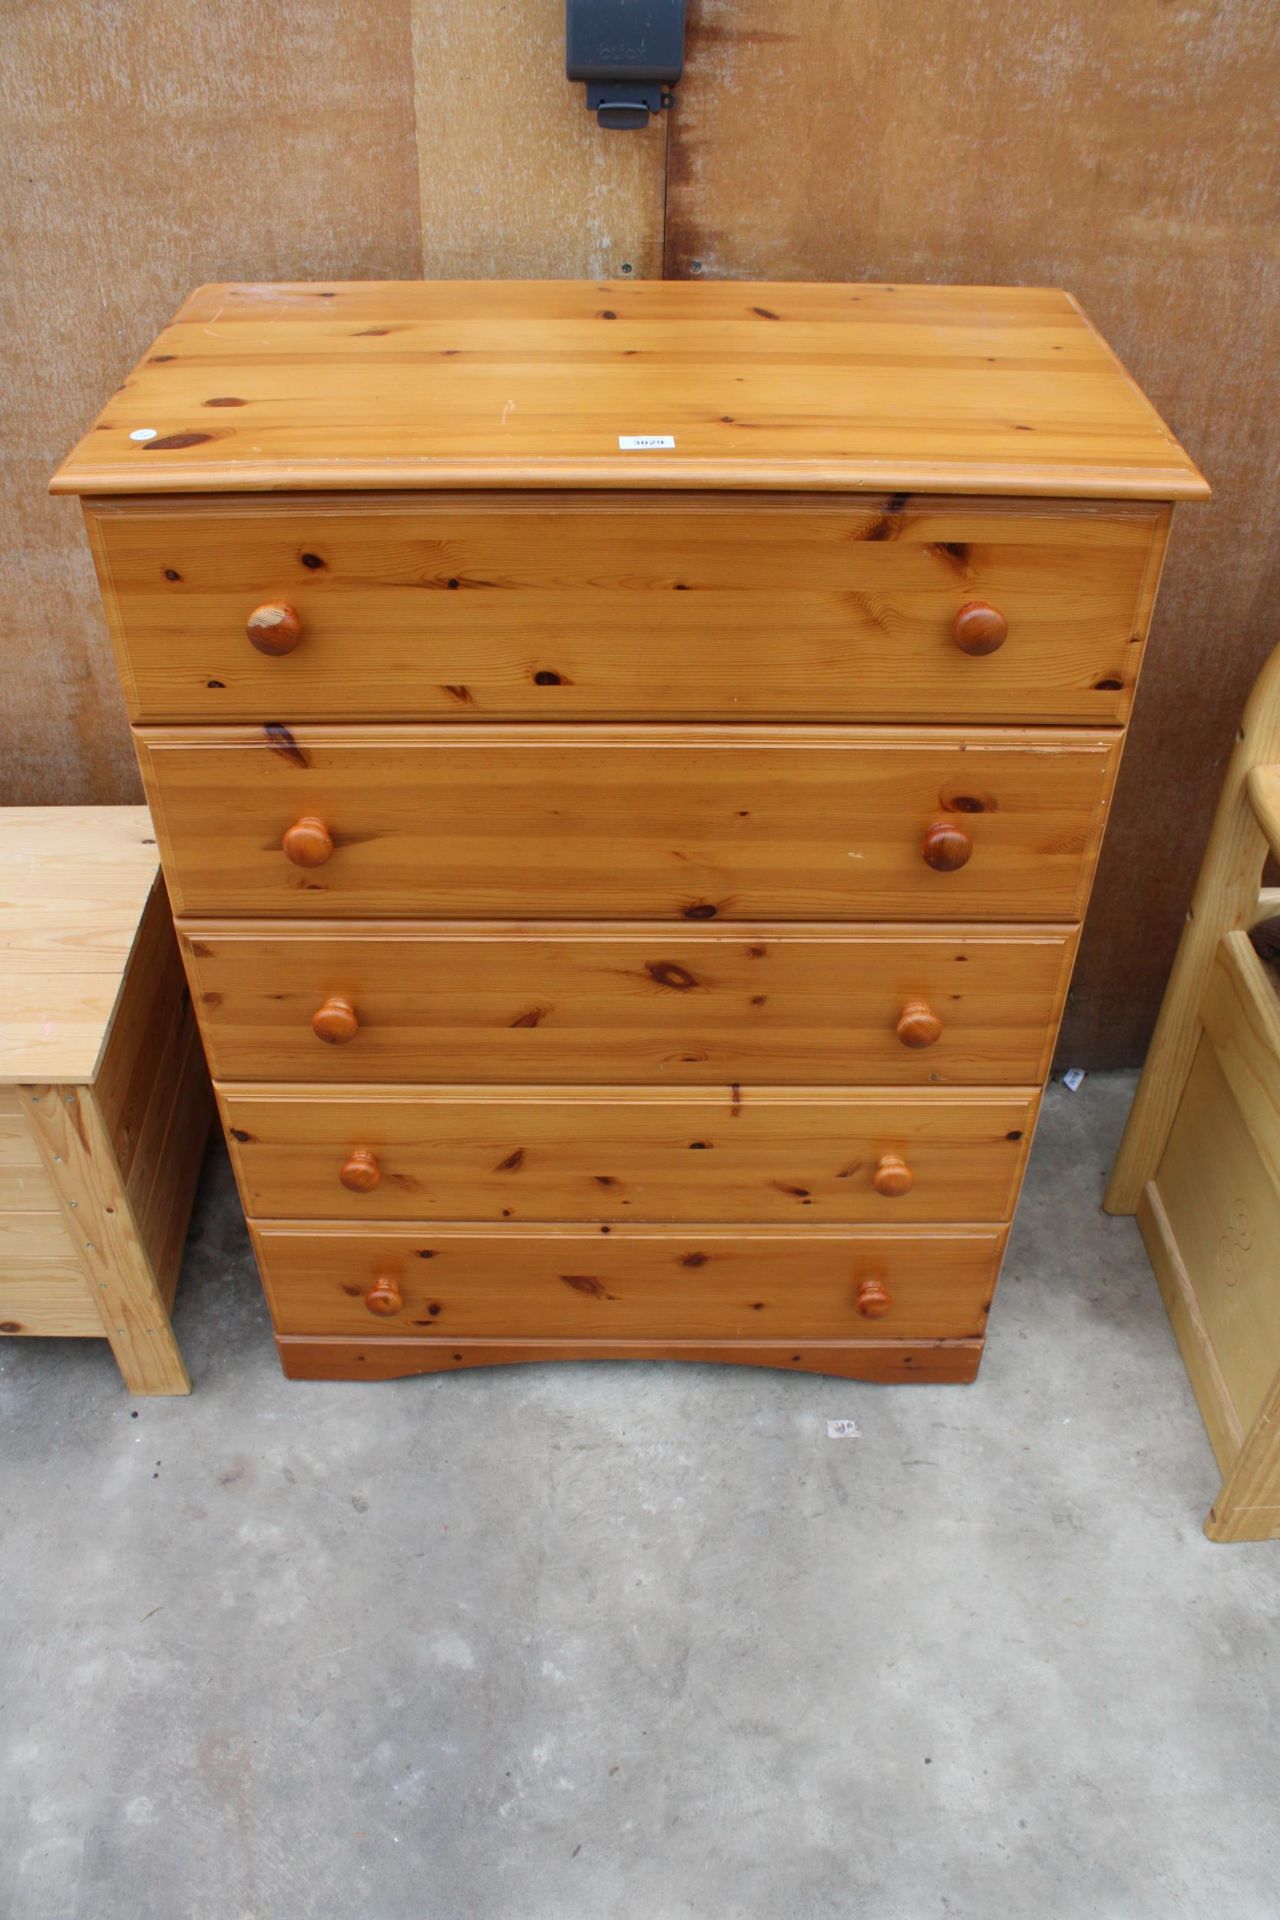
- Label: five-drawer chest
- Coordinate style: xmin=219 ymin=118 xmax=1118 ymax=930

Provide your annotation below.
xmin=53 ymin=280 xmax=1208 ymax=1383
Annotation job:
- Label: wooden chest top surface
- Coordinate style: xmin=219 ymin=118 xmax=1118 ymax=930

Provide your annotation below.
xmin=51 ymin=280 xmax=1208 ymax=502
xmin=0 ymin=807 xmax=160 ymax=1085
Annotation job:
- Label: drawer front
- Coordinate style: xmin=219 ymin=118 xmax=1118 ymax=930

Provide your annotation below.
xmin=184 ymin=921 xmax=1075 ymax=1086
xmin=140 ymin=724 xmax=1117 ymax=921
xmin=222 ymin=1086 xmax=1037 ymax=1224
xmin=252 ymin=1221 xmax=1007 ymax=1340
xmin=89 ymin=497 xmax=1166 ymax=725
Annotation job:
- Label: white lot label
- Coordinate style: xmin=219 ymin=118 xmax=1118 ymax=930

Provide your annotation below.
xmin=827 ymin=1420 xmax=862 ymax=1439
xmin=618 ymin=434 xmax=675 ymax=450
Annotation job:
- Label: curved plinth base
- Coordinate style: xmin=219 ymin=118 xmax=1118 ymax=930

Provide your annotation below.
xmin=276 ymin=1334 xmax=984 ymax=1383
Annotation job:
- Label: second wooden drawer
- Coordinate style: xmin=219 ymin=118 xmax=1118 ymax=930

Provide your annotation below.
xmin=221 ymin=1085 xmax=1037 ymax=1223
xmin=139 ymin=724 xmax=1118 ymax=921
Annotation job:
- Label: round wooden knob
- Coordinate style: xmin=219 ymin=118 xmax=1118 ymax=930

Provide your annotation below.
xmin=855 ymin=1277 xmax=893 ymax=1319
xmin=896 ymin=1000 xmax=943 ymax=1049
xmin=873 ymin=1153 xmax=915 ymax=1197
xmin=922 ymin=821 xmax=973 ymax=872
xmin=952 ymin=601 xmax=1008 ymax=656
xmin=364 ymin=1275 xmax=402 ymax=1317
xmin=312 ymin=995 xmax=358 ymax=1044
xmin=247 ymin=602 xmax=303 ymax=656
xmin=340 ymin=1147 xmax=381 ymax=1193
xmin=281 ymin=815 xmax=333 ymax=868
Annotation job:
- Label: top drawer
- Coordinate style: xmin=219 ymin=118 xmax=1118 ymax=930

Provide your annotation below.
xmin=86 ymin=496 xmax=1167 ymax=726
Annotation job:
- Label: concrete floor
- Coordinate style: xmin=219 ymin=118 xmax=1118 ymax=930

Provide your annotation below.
xmin=2 ymin=1071 xmax=1278 ymax=1919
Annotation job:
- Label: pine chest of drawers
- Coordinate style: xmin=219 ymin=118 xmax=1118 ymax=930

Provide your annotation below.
xmin=53 ymin=280 xmax=1207 ymax=1383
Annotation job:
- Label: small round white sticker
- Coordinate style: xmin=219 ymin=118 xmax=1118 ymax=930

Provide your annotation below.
xmin=129 ymin=428 xmax=158 ymax=442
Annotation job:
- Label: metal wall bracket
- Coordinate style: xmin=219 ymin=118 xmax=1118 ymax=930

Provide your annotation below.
xmin=567 ymin=0 xmax=686 ymax=129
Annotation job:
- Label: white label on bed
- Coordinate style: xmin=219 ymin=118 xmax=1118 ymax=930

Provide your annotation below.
xmin=618 ymin=434 xmax=675 ymax=449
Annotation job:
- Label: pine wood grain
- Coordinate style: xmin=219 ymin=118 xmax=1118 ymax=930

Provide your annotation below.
xmin=1136 ymin=1178 xmax=1243 ymax=1474
xmin=1150 ymin=1038 xmax=1280 ymax=1440
xmin=0 ymin=1098 xmax=57 ymax=1211
xmin=92 ymin=880 xmax=191 ymax=1180
xmin=180 ymin=919 xmax=1077 ymax=1087
xmin=137 ymin=723 xmax=1120 ymax=922
xmin=87 ymin=874 xmax=216 ymax=1304
xmin=1137 ymin=936 xmax=1280 ymax=1541
xmin=1207 ymin=1379 xmax=1280 ymax=1543
xmin=252 ymin=1219 xmax=1005 ymax=1341
xmin=86 ymin=493 xmax=1165 ymax=726
xmin=0 ymin=1207 xmax=78 ymax=1258
xmin=1108 ymin=642 xmax=1280 ymax=1210
xmin=221 ymin=1084 xmax=1037 ymax=1225
xmin=1112 ymin=644 xmax=1280 ymax=1530
xmin=23 ymin=1085 xmax=191 ymax=1394
xmin=0 ymin=809 xmax=209 ymax=1388
xmin=275 ymin=1332 xmax=985 ymax=1384
xmin=0 ymin=1265 xmax=103 ymax=1338
xmin=50 ymin=281 xmax=1208 ymax=501
xmin=0 ymin=808 xmax=160 ymax=1083
xmin=136 ymin=1018 xmax=216 ymax=1314
xmin=1247 ymin=764 xmax=1280 ymax=864
xmin=1200 ymin=932 xmax=1280 ymax=1199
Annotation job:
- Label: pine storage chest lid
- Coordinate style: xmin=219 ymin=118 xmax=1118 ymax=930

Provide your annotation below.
xmin=51 ymin=280 xmax=1208 ymax=502
xmin=0 ymin=808 xmax=160 ymax=1084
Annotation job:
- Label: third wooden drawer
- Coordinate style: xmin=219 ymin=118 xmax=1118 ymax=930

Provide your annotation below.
xmin=182 ymin=921 xmax=1077 ymax=1085
xmin=220 ymin=1084 xmax=1038 ymax=1224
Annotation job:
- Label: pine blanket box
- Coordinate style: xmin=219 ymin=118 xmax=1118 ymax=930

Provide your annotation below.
xmin=0 ymin=807 xmax=212 ymax=1393
xmin=52 ymin=280 xmax=1207 ymax=1383
xmin=1108 ymin=643 xmax=1280 ymax=1541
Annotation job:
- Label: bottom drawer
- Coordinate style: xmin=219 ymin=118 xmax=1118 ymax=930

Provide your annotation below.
xmin=251 ymin=1220 xmax=1006 ymax=1342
